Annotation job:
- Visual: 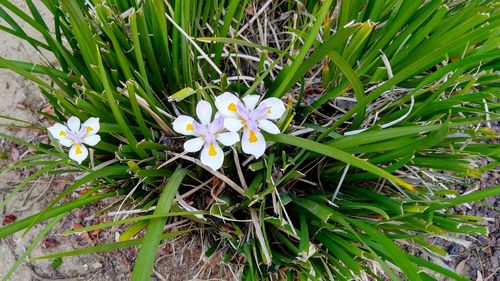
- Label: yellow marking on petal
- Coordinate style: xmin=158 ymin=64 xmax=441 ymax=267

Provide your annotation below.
xmin=85 ymin=126 xmax=93 ymax=133
xmin=59 ymin=130 xmax=67 ymax=136
xmin=186 ymin=123 xmax=194 ymax=131
xmin=208 ymin=143 xmax=217 ymax=156
xmin=249 ymin=130 xmax=258 ymax=143
xmin=228 ymin=103 xmax=237 ymax=112
xmin=267 ymin=109 xmax=272 ymax=114
xmin=75 ymin=144 xmax=83 ymax=155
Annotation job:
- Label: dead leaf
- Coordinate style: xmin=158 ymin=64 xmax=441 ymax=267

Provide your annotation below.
xmin=245 ymin=4 xmax=254 ymax=16
xmin=10 ymin=146 xmax=20 ymax=161
xmin=455 ymin=258 xmax=468 ymax=276
xmin=41 ymin=104 xmax=54 ymax=115
xmin=220 ymin=223 xmax=235 ymax=233
xmin=42 ymin=237 xmax=59 ymax=249
xmin=72 ymin=222 xmax=94 ymax=243
xmin=79 ymin=188 xmax=91 ymax=196
xmin=7 ymin=127 xmax=20 ymax=132
xmin=2 ymin=214 xmax=17 ymax=225
xmin=160 ymin=243 xmax=172 ymax=255
xmin=16 ymin=103 xmax=26 ymax=110
xmin=72 ymin=222 xmax=84 ymax=229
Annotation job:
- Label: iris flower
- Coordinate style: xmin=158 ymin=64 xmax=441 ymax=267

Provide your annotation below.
xmin=173 ymin=100 xmax=239 ymax=170
xmin=48 ymin=116 xmax=101 ymax=164
xmin=215 ymin=92 xmax=285 ymax=159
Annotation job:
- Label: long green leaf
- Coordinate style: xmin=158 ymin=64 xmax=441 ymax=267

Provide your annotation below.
xmin=0 ymin=192 xmax=114 ymax=238
xmin=29 ymin=230 xmax=191 ymax=261
xmin=266 ymin=134 xmax=414 ymax=191
xmin=2 ymin=215 xmax=63 ymax=281
xmin=21 ymin=166 xmax=128 ymax=237
xmin=348 ymin=219 xmax=422 ymax=281
xmin=131 ymin=168 xmax=187 ymax=280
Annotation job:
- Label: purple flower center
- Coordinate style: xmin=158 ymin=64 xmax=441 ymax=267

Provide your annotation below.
xmin=65 ymin=129 xmax=82 ymax=144
xmin=236 ymin=102 xmax=270 ymax=131
xmin=193 ymin=115 xmax=224 ymax=144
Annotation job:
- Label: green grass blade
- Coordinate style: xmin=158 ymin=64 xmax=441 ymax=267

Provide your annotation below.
xmin=29 ymin=229 xmax=191 ymax=261
xmin=270 ymin=0 xmax=334 ymax=98
xmin=21 ymin=165 xmax=128 ymax=237
xmin=62 ymin=211 xmax=206 ymax=235
xmin=0 ymin=192 xmax=114 ymax=238
xmin=131 ymin=168 xmax=187 ymax=280
xmin=266 ymin=134 xmax=414 ymax=192
xmin=2 ymin=215 xmax=64 ymax=281
xmin=348 ymin=219 xmax=422 ymax=281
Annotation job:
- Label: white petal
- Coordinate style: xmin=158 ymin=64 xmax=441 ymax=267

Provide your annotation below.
xmin=69 ymin=143 xmax=88 ymax=164
xmin=217 ymin=132 xmax=240 ymax=146
xmin=67 ymin=116 xmax=81 ymax=132
xmin=47 ymin=123 xmax=69 ymax=141
xmin=241 ymin=129 xmax=266 ymax=159
xmin=215 ymin=92 xmax=240 ymax=118
xmin=59 ymin=138 xmax=73 ymax=147
xmin=196 ymin=100 xmax=212 ymax=125
xmin=260 ymin=97 xmax=286 ymax=120
xmin=83 ymin=135 xmax=101 ymax=146
xmin=223 ymin=118 xmax=244 ymax=132
xmin=184 ymin=137 xmax=204 ymax=152
xmin=258 ymin=119 xmax=280 ymax=134
xmin=48 ymin=123 xmax=73 ymax=147
xmin=200 ymin=142 xmax=224 ymax=170
xmin=242 ymin=95 xmax=260 ymax=110
xmin=82 ymin=117 xmax=100 ymax=136
xmin=172 ymin=115 xmax=196 ymax=136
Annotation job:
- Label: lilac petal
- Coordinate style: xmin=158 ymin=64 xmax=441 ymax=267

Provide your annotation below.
xmin=78 ymin=126 xmax=87 ymax=137
xmin=209 ymin=115 xmax=224 ymax=134
xmin=205 ymin=133 xmax=216 ymax=144
xmin=246 ymin=119 xmax=259 ymax=131
xmin=66 ymin=130 xmax=81 ymax=143
xmin=236 ymin=102 xmax=251 ymax=119
xmin=192 ymin=120 xmax=207 ymax=136
xmin=250 ymin=105 xmax=269 ymax=120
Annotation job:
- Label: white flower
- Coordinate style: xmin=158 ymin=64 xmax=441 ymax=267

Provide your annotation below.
xmin=172 ymin=100 xmax=239 ymax=170
xmin=48 ymin=116 xmax=101 ymax=164
xmin=215 ymin=92 xmax=285 ymax=159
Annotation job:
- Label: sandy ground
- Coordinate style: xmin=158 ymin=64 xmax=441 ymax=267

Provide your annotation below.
xmin=0 ymin=1 xmax=497 ymax=281
xmin=0 ymin=5 xmax=231 ymax=280
xmin=0 ymin=1 xmax=113 ymax=280
xmin=0 ymin=2 xmax=46 ymax=136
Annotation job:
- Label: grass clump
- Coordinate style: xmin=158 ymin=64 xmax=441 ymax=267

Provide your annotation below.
xmin=0 ymin=0 xmax=499 ymax=280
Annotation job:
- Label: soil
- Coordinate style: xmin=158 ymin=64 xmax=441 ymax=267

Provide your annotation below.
xmin=0 ymin=1 xmax=497 ymax=281
xmin=444 ymin=153 xmax=500 ymax=281
xmin=0 ymin=2 xmax=235 ymax=280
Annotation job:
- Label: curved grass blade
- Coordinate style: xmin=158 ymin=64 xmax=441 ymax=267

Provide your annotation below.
xmin=29 ymin=229 xmax=191 ymax=261
xmin=21 ymin=165 xmax=128 ymax=237
xmin=269 ymin=0 xmax=334 ymax=98
xmin=0 ymin=192 xmax=114 ymax=238
xmin=131 ymin=168 xmax=187 ymax=280
xmin=2 ymin=214 xmax=64 ymax=281
xmin=62 ymin=211 xmax=206 ymax=235
xmin=266 ymin=134 xmax=414 ymax=192
xmin=348 ymin=218 xmax=422 ymax=281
